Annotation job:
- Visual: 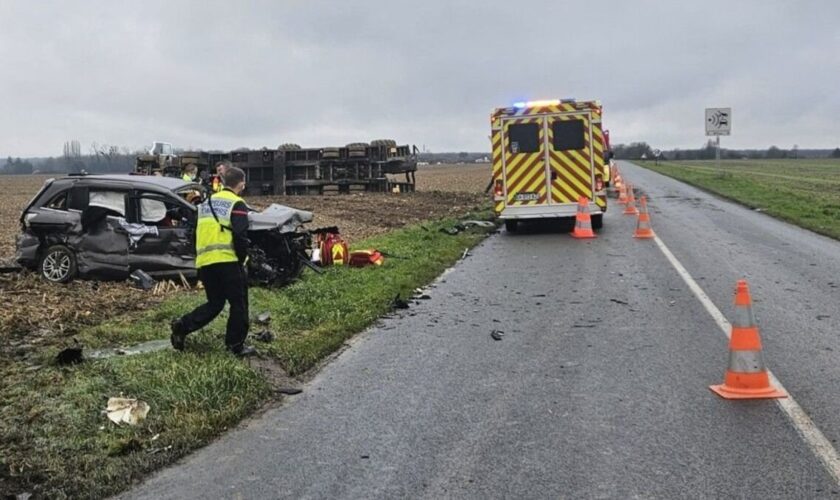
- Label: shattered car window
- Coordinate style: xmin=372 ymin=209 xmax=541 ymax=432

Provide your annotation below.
xmin=89 ymin=190 xmax=126 ymax=216
xmin=46 ymin=191 xmax=68 ymax=210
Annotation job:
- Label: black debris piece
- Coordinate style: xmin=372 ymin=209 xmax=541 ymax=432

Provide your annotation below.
xmin=254 ymin=330 xmax=275 ymax=343
xmin=129 ymin=270 xmax=156 ymax=290
xmin=56 ymin=345 xmax=83 ymax=365
xmin=277 ymin=387 xmax=303 ymax=395
xmin=609 ymin=298 xmax=629 ymax=306
xmin=490 ymin=330 xmax=504 ymax=341
xmin=391 ymin=294 xmax=410 ymax=310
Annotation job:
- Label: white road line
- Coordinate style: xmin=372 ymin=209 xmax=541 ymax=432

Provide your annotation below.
xmin=653 ymin=233 xmax=840 ymax=486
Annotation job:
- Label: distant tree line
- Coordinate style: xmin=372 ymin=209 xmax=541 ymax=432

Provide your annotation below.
xmin=613 ymin=141 xmax=840 ymax=161
xmin=0 ymin=140 xmax=139 ymax=175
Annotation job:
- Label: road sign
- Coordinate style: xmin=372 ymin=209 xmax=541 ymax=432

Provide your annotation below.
xmin=653 ymin=149 xmax=661 ymax=157
xmin=705 ymin=108 xmax=731 ymax=136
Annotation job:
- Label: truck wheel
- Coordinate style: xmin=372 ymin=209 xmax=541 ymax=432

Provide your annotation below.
xmin=504 ymin=220 xmax=518 ymax=233
xmin=40 ymin=245 xmax=77 ymax=283
xmin=592 ymin=214 xmax=603 ymax=230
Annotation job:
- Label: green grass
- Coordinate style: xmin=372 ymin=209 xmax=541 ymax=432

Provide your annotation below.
xmin=637 ymin=159 xmax=840 ymax=239
xmin=0 ymin=212 xmax=493 ymax=499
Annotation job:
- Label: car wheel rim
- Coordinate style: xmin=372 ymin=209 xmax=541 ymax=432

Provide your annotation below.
xmin=44 ymin=252 xmax=71 ymax=281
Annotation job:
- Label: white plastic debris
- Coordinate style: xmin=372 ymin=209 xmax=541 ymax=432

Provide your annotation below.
xmin=106 ymin=397 xmax=150 ymax=426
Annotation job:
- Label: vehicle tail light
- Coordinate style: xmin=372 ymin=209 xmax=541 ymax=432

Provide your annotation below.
xmin=595 ymin=176 xmax=604 ymax=191
xmin=494 ymin=179 xmax=504 ymax=197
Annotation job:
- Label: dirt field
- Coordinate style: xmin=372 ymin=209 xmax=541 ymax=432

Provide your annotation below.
xmin=0 ymin=164 xmax=489 ymax=358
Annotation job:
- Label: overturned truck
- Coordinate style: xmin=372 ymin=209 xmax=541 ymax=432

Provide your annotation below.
xmin=135 ymin=140 xmax=419 ymax=196
xmin=16 ymin=174 xmax=312 ymax=287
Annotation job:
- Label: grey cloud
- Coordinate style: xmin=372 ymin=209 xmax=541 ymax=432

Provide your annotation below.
xmin=1 ymin=0 xmax=839 ymax=157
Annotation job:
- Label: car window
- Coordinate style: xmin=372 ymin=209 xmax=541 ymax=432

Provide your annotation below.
xmin=89 ymin=190 xmax=126 ymax=216
xmin=45 ymin=191 xmax=68 ymax=210
xmin=138 ymin=193 xmax=191 ymax=227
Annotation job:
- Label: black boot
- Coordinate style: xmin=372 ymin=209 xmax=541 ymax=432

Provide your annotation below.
xmin=230 ymin=345 xmax=257 ymax=357
xmin=170 ymin=319 xmax=187 ymax=351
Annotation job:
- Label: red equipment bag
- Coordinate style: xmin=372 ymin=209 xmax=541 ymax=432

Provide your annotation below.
xmin=348 ymin=249 xmax=385 ymax=268
xmin=318 ymin=232 xmax=349 ymax=266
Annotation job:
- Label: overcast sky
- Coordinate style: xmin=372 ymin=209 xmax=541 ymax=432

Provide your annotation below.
xmin=1 ymin=1 xmax=838 ymax=157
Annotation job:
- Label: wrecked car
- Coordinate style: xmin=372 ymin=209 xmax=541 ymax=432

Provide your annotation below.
xmin=16 ymin=174 xmax=312 ymax=286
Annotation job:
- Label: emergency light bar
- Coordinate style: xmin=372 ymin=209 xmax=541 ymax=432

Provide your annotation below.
xmin=512 ymin=98 xmax=575 ymax=108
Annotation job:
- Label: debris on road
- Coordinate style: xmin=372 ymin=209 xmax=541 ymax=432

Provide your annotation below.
xmin=490 ymin=330 xmax=504 ymax=341
xmin=105 ymin=397 xmax=150 ymax=426
xmin=609 ymin=298 xmax=629 ymax=306
xmin=391 ymin=294 xmax=410 ymax=310
xmin=277 ymin=387 xmax=303 ymax=395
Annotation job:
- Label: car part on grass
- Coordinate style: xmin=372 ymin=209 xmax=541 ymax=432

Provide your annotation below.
xmin=254 ymin=330 xmax=274 ymax=343
xmin=56 ymin=345 xmax=84 ymax=365
xmin=130 ymin=269 xmax=156 ymax=290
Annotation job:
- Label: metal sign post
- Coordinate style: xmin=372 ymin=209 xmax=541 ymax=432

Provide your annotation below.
xmin=706 ymin=108 xmax=731 ymax=170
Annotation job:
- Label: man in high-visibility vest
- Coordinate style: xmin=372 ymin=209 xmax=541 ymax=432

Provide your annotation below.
xmin=170 ymin=164 xmax=255 ymax=356
xmin=210 ymin=161 xmax=228 ymax=193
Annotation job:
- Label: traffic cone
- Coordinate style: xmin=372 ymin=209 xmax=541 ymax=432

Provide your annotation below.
xmin=617 ymin=183 xmax=627 ymax=204
xmin=623 ymin=184 xmax=639 ymax=215
xmin=709 ymin=280 xmax=786 ymax=400
xmin=633 ymin=196 xmax=655 ymax=239
xmin=571 ymin=197 xmax=596 ymax=239
xmin=615 ymin=175 xmax=625 ymax=198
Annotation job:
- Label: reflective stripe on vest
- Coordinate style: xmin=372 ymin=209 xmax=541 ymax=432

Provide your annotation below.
xmin=195 ymin=190 xmax=244 ymax=268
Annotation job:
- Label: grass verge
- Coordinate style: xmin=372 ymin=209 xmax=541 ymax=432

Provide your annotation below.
xmin=0 ymin=212 xmax=493 ymax=499
xmin=636 ymin=160 xmax=840 ymax=240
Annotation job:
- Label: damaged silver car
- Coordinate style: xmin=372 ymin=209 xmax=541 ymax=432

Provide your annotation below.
xmin=16 ymin=174 xmax=313 ymax=286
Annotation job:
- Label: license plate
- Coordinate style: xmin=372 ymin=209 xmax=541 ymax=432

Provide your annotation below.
xmin=514 ymin=192 xmax=539 ymax=202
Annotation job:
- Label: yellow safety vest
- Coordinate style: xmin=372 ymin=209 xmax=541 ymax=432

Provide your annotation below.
xmin=182 ymin=173 xmax=194 ymax=182
xmin=195 ymin=189 xmax=245 ymax=268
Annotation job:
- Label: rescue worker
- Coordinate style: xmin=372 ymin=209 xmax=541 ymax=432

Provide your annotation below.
xmin=170 ymin=164 xmax=255 ymax=356
xmin=182 ymin=163 xmax=198 ymax=182
xmin=210 ymin=161 xmax=228 ymax=193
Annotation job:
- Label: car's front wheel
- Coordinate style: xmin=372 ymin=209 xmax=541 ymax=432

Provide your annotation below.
xmin=40 ymin=245 xmax=77 ymax=283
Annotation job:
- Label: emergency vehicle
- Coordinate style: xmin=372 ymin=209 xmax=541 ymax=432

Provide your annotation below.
xmin=490 ymin=99 xmax=610 ymax=232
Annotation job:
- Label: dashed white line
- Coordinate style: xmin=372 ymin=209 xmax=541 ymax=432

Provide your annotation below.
xmin=653 ymin=233 xmax=840 ymax=486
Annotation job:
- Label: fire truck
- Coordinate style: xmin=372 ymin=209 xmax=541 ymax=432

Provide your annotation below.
xmin=489 ymin=99 xmax=610 ymax=232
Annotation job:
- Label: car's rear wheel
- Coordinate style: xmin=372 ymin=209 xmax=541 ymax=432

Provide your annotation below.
xmin=40 ymin=245 xmax=77 ymax=283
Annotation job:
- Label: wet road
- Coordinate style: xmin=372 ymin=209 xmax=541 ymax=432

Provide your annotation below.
xmin=122 ymin=161 xmax=840 ymax=499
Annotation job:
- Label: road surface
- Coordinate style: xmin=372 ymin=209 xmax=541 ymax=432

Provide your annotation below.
xmin=122 ymin=161 xmax=840 ymax=499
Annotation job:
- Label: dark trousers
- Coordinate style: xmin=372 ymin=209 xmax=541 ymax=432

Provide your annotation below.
xmin=178 ymin=261 xmax=249 ymax=351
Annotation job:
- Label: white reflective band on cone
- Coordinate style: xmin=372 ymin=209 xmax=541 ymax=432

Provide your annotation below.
xmin=728 ymin=350 xmax=766 ymax=373
xmin=733 ymin=306 xmax=757 ymax=328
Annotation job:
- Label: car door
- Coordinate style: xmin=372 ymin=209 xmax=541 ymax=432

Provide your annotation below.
xmin=74 ymin=185 xmax=131 ymax=279
xmin=126 ymin=190 xmax=196 ymax=276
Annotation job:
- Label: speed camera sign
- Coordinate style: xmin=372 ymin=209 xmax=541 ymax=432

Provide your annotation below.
xmin=705 ymin=108 xmax=731 ymax=136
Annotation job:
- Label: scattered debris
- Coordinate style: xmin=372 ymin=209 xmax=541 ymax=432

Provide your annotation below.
xmin=277 ymin=387 xmax=303 ymax=395
xmin=129 ymin=269 xmax=156 ymax=290
xmin=105 ymin=397 xmax=150 ymax=426
xmin=56 ymin=342 xmax=83 ymax=365
xmin=490 ymin=329 xmax=504 ymax=341
xmin=256 ymin=311 xmax=272 ymax=325
xmin=609 ymin=298 xmax=629 ymax=306
xmin=461 ymin=248 xmax=470 ymax=259
xmin=254 ymin=330 xmax=275 ymax=343
xmin=391 ymin=294 xmax=410 ymax=310
xmin=87 ymin=339 xmax=171 ymax=359
xmin=817 ymin=315 xmax=830 ymax=320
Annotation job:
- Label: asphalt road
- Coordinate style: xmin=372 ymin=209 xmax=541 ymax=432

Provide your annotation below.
xmin=122 ymin=161 xmax=840 ymax=499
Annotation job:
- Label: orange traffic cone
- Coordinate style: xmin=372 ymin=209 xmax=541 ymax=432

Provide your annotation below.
xmin=633 ymin=196 xmax=655 ymax=239
xmin=617 ymin=181 xmax=628 ymax=204
xmin=623 ymin=184 xmax=639 ymax=215
xmin=571 ymin=197 xmax=596 ymax=239
xmin=709 ymin=280 xmax=786 ymax=400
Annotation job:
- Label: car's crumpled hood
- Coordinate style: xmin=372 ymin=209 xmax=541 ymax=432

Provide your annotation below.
xmin=248 ymin=203 xmax=313 ymax=233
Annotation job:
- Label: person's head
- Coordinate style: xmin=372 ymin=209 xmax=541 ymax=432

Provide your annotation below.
xmin=223 ymin=166 xmax=246 ymax=194
xmin=215 ymin=160 xmax=231 ymax=176
xmin=185 ymin=163 xmax=197 ymax=175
